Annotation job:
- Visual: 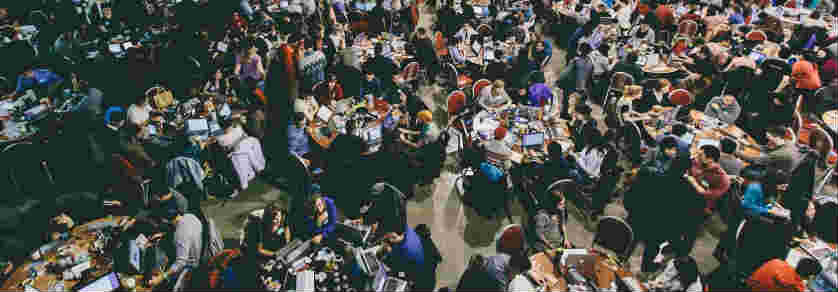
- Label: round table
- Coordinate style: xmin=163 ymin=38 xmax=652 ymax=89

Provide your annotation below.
xmin=1 ymin=216 xmax=157 ymax=292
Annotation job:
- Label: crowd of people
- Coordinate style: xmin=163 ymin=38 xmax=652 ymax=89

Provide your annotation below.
xmin=0 ymin=0 xmax=836 ymax=290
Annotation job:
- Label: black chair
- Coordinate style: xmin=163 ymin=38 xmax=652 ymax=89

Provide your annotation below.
xmin=592 ymin=216 xmax=634 ymax=265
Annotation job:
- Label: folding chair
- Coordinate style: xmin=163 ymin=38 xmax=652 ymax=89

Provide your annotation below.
xmin=591 ymin=216 xmax=634 ymax=265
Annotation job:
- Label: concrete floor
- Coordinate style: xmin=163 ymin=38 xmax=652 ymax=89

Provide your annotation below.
xmin=200 ymin=5 xmax=838 ymax=290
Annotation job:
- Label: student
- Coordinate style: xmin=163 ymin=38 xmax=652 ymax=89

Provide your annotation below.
xmin=747 ymin=258 xmax=822 ymax=291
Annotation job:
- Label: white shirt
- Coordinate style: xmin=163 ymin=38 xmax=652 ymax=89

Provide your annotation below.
xmin=507 ymin=274 xmax=537 ymax=291
xmin=574 ymin=147 xmax=606 ymax=178
xmin=127 ymin=104 xmax=152 ymax=126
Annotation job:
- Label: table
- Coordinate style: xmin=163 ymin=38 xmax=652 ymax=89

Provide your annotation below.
xmin=471 ymin=107 xmax=573 ymax=163
xmin=1 ymin=217 xmax=156 ymax=292
xmin=352 ymin=36 xmax=414 ymax=66
xmin=530 ymin=249 xmax=647 ymax=291
xmin=641 ymin=109 xmax=763 ymax=158
xmin=308 ymin=98 xmax=399 ymax=150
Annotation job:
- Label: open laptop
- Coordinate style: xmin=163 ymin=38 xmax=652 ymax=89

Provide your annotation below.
xmin=74 ymin=272 xmax=120 ymax=292
xmin=522 ymin=132 xmax=545 ymax=149
xmin=354 ymin=245 xmax=383 ymax=276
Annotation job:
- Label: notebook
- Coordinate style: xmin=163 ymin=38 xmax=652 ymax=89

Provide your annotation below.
xmin=277 ymin=239 xmax=312 ymax=266
xmin=186 ymin=119 xmax=209 ymax=137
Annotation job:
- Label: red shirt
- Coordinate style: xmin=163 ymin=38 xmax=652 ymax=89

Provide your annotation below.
xmin=655 ymin=5 xmax=675 ymax=27
xmin=747 ymin=259 xmax=807 ymax=291
xmin=689 ymin=159 xmax=731 ymax=214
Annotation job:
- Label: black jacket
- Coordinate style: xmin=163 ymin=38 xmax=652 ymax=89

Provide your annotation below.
xmin=413 ymin=38 xmax=438 ymax=67
xmin=569 ymin=119 xmax=600 ymax=152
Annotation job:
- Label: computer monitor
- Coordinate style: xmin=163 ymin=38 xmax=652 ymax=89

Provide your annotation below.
xmin=75 ymin=272 xmax=120 ymax=292
xmin=522 ymin=132 xmax=545 ymax=148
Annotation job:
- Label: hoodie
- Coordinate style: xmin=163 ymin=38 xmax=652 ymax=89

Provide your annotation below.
xmin=791 ymin=60 xmax=822 ymax=90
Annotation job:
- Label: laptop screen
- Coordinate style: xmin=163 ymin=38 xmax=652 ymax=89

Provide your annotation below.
xmin=522 ymin=132 xmax=545 ymax=147
xmin=77 ymin=272 xmax=119 ymax=292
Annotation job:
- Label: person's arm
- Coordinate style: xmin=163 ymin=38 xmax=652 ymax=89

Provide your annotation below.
xmin=334 ymin=84 xmax=343 ymax=100
xmin=697 ymin=169 xmax=730 ymax=200
xmin=256 ymin=56 xmax=266 ymax=79
xmin=322 ymin=199 xmax=337 ymax=239
xmin=741 ymin=184 xmax=772 ymax=215
xmin=234 ymin=58 xmax=242 ymax=76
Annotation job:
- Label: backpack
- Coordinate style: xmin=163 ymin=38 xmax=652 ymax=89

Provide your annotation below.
xmin=480 ymin=162 xmax=504 ymax=183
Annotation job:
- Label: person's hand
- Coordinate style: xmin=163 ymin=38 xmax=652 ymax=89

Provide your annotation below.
xmin=147 ymin=274 xmax=165 ymax=287
xmin=312 ymin=234 xmax=324 ymax=245
xmin=777 ymin=184 xmax=788 ymax=191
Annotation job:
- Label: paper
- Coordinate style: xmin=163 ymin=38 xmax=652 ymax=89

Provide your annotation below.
xmin=108 ymin=44 xmax=123 ymax=54
xmin=646 ymin=54 xmax=660 ymax=67
xmin=122 ymin=42 xmax=134 ymax=50
xmin=316 ymin=106 xmax=333 ymax=122
xmin=696 ymin=138 xmax=720 ymax=149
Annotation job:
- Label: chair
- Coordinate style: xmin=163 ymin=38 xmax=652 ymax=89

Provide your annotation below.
xmin=668 ymin=88 xmax=692 ymax=106
xmin=592 ymin=216 xmax=634 ymax=264
xmin=542 ymin=179 xmax=575 ymax=213
xmin=472 ymin=79 xmax=491 ymax=98
xmin=27 ymin=10 xmax=48 ymax=27
xmin=745 ymin=30 xmax=767 ymax=42
xmin=808 ymin=126 xmax=835 ymax=164
xmin=602 ymin=72 xmax=635 ymax=108
xmin=676 ymin=20 xmax=699 ymax=38
xmin=109 ymin=153 xmax=152 ymax=209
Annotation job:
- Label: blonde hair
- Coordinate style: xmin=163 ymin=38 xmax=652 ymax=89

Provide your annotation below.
xmin=492 ymin=80 xmax=505 ymax=97
xmin=417 ymin=110 xmax=433 ymax=123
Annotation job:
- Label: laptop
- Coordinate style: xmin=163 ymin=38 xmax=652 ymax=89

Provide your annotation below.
xmin=276 ymin=239 xmax=312 ymax=267
xmin=522 ymin=132 xmax=545 ymax=149
xmin=340 ymin=220 xmax=373 ymax=244
xmin=375 ymin=277 xmax=409 ymax=292
xmin=354 ymin=245 xmax=383 ymax=276
xmin=74 ymin=272 xmax=120 ymax=292
xmin=185 ymin=119 xmax=209 ymax=138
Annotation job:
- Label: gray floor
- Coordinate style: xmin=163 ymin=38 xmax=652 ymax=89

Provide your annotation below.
xmin=201 ymin=6 xmax=838 ymax=290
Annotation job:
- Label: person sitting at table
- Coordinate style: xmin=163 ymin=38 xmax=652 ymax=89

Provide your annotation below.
xmin=685 ymin=145 xmax=731 ymax=216
xmin=297 ymin=193 xmax=337 ymax=245
xmin=234 ymin=43 xmax=266 ymax=98
xmin=247 ymin=202 xmax=291 ymax=259
xmin=704 ymin=94 xmax=741 ymax=124
xmin=450 ymin=35 xmax=482 ymax=73
xmin=365 ymin=43 xmax=400 ymax=88
xmin=526 ymin=37 xmax=550 ymax=73
xmin=526 ymin=71 xmax=554 ymax=107
xmin=655 ymin=123 xmax=691 ymax=157
xmin=455 ymin=22 xmax=479 ymax=45
xmin=610 ymin=52 xmax=646 ymax=88
xmin=747 ymin=258 xmax=822 ymax=291
xmin=203 ymin=68 xmax=236 ymax=97
xmin=216 ymin=117 xmax=247 ymax=150
xmin=634 ymin=79 xmax=672 ymax=113
xmin=412 ymin=27 xmax=440 ymax=82
xmin=644 ymin=136 xmax=686 ymax=175
xmin=127 ymin=95 xmax=153 ymax=127
xmin=479 ymin=80 xmax=512 ymax=110
xmin=740 ymin=166 xmax=789 ymax=219
xmin=483 ymin=126 xmax=515 ymax=169
xmin=485 ymin=50 xmax=510 ymax=82
xmin=399 ymin=110 xmax=439 ymax=149
xmin=629 ymin=23 xmax=656 ymax=45
xmin=119 ymin=123 xmax=158 ymax=171
xmin=146 ymin=208 xmax=204 ymax=290
xmin=316 ymin=74 xmax=345 ymax=105
xmin=571 ymin=131 xmax=609 ymax=184
xmin=735 ymin=126 xmax=804 ymax=175
xmin=361 ymin=69 xmax=383 ymax=100
xmin=2 ymin=64 xmax=64 ymax=100
xmin=568 ymin=104 xmax=599 ymax=152
xmin=531 ymin=194 xmax=571 ymax=256
xmin=719 ymin=138 xmax=746 ymax=177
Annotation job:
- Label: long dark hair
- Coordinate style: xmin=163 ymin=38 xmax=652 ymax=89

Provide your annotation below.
xmin=262 ymin=202 xmax=284 ymax=236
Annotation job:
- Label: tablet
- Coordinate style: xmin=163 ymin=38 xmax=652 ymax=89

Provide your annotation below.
xmin=75 ymin=272 xmax=120 ymax=292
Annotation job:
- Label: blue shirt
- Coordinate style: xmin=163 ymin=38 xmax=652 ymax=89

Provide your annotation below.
xmin=728 ymin=13 xmax=745 ymax=25
xmin=287 ymin=123 xmax=311 ymax=156
xmin=15 ymin=69 xmax=64 ymax=94
xmin=742 ymin=183 xmax=771 ymax=217
xmin=302 ymin=197 xmax=337 ymax=240
xmin=527 ymin=83 xmax=553 ymax=106
xmin=391 ymin=226 xmax=425 ymax=268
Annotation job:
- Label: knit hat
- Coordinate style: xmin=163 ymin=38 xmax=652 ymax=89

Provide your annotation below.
xmin=494 ymin=126 xmax=508 ymax=140
xmin=417 ymin=110 xmax=433 ymax=123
